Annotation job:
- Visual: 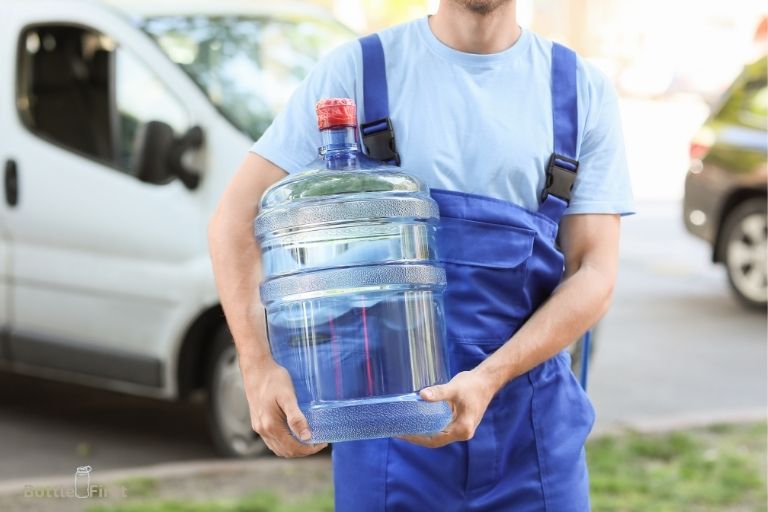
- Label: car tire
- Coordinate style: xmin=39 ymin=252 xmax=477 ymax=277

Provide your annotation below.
xmin=722 ymin=197 xmax=768 ymax=309
xmin=206 ymin=326 xmax=267 ymax=458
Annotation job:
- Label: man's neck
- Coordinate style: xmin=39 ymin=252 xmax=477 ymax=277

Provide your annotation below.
xmin=428 ymin=1 xmax=520 ymax=55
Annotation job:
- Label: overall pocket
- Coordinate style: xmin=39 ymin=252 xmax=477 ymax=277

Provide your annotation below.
xmin=437 ymin=216 xmax=535 ymax=345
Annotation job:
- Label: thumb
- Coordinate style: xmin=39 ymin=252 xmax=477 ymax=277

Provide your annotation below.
xmin=420 ymin=383 xmax=452 ymax=402
xmin=279 ymin=394 xmax=311 ymax=442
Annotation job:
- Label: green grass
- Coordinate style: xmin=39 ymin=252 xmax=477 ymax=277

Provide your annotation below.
xmin=88 ymin=423 xmax=766 ymax=512
xmin=588 ymin=422 xmax=767 ymax=512
xmin=116 ymin=477 xmax=158 ymax=499
xmin=87 ymin=489 xmax=334 ymax=512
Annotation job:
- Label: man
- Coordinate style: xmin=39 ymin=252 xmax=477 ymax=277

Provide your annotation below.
xmin=207 ymin=0 xmax=633 ymax=510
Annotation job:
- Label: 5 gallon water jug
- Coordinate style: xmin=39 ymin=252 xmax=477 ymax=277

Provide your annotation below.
xmin=254 ymin=98 xmax=452 ymax=443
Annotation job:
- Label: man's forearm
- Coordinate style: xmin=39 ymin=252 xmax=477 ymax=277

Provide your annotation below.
xmin=208 ymin=154 xmax=289 ymax=374
xmin=208 ymin=203 xmax=272 ymax=372
xmin=475 ymin=261 xmax=615 ymax=393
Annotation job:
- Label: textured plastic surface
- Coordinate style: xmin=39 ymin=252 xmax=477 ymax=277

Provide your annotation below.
xmin=260 ymin=264 xmax=445 ymax=303
xmin=254 ymin=195 xmax=439 ymax=238
xmin=258 ymin=166 xmax=425 ymax=211
xmin=302 ymin=393 xmax=452 ymax=443
xmin=259 ymin=222 xmax=435 ymax=278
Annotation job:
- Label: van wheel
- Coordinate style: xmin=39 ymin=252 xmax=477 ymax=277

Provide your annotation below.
xmin=723 ymin=198 xmax=768 ymax=309
xmin=206 ymin=327 xmax=266 ymax=458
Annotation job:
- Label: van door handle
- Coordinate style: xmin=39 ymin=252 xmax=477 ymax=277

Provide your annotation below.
xmin=4 ymin=159 xmax=18 ymax=207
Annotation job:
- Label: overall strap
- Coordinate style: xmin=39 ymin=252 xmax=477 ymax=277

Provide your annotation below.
xmin=358 ymin=34 xmax=400 ymax=165
xmin=538 ymin=42 xmax=580 ymax=223
xmin=540 ymin=43 xmax=592 ymax=392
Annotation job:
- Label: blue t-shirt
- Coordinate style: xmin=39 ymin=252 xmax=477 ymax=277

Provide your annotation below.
xmin=251 ymin=16 xmax=634 ymax=216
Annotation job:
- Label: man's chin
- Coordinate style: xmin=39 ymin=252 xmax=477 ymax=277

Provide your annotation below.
xmin=451 ymin=0 xmax=514 ymax=16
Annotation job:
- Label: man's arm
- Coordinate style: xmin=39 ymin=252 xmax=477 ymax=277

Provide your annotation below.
xmin=207 ymin=152 xmax=327 ymax=457
xmin=401 ymin=213 xmax=620 ymax=447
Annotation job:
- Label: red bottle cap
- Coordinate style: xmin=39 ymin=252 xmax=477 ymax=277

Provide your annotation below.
xmin=316 ymin=98 xmax=357 ymax=130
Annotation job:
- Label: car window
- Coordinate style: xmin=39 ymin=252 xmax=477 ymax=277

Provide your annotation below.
xmin=715 ymin=58 xmax=768 ymax=131
xmin=16 ymin=23 xmax=191 ymax=180
xmin=115 ymin=47 xmax=190 ymax=172
xmin=738 ymin=78 xmax=767 ymax=130
xmin=16 ymin=25 xmax=116 ymax=164
xmin=141 ymin=15 xmax=353 ymax=141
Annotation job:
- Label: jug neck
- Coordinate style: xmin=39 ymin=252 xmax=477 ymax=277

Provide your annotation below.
xmin=320 ymin=126 xmax=359 ymax=171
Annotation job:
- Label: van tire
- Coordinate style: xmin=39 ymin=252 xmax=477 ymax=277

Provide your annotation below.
xmin=206 ymin=326 xmax=266 ymax=458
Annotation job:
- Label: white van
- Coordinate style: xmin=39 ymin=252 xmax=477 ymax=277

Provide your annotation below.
xmin=0 ymin=0 xmax=352 ymax=457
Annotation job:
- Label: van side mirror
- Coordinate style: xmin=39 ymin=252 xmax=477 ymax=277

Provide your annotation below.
xmin=131 ymin=121 xmax=204 ymax=189
xmin=169 ymin=126 xmax=204 ymax=190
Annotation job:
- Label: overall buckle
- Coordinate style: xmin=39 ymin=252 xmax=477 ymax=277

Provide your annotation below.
xmin=541 ymin=153 xmax=579 ymax=203
xmin=360 ymin=117 xmax=400 ymax=165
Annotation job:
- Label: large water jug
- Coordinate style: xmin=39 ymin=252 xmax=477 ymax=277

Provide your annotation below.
xmin=254 ymin=98 xmax=452 ymax=443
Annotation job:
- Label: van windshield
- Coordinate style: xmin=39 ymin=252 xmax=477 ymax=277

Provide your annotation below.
xmin=141 ymin=15 xmax=353 ymax=140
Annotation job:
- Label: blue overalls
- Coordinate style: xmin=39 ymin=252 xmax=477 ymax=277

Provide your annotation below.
xmin=331 ymin=34 xmax=595 ymax=511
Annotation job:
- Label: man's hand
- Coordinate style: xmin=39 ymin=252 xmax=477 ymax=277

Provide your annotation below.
xmin=398 ymin=369 xmax=496 ymax=448
xmin=244 ymin=359 xmax=328 ymax=458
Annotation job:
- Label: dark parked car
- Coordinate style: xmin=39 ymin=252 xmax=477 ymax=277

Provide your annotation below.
xmin=683 ymin=56 xmax=767 ymax=308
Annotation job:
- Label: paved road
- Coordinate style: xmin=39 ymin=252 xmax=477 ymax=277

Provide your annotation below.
xmin=0 ymin=374 xmax=215 ymax=481
xmin=590 ymin=201 xmax=767 ymax=429
xmin=589 ymin=95 xmax=766 ymax=428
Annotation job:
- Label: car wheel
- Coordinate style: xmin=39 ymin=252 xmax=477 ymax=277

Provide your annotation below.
xmin=722 ymin=198 xmax=768 ymax=309
xmin=206 ymin=326 xmax=266 ymax=458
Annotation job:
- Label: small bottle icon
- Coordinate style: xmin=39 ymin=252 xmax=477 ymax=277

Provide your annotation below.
xmin=75 ymin=466 xmax=92 ymax=499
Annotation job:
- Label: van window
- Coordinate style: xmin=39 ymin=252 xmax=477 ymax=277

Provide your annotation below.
xmin=141 ymin=16 xmax=352 ymax=140
xmin=17 ymin=25 xmax=115 ymax=163
xmin=16 ymin=24 xmax=190 ymax=180
xmin=115 ymin=47 xmax=190 ymax=172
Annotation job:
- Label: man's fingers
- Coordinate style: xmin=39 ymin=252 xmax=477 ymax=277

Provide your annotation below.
xmin=259 ymin=432 xmax=282 ymax=456
xmin=261 ymin=428 xmax=327 ymax=458
xmin=253 ymin=403 xmax=316 ymax=457
xmin=287 ymin=442 xmax=328 ymax=458
xmin=271 ymin=431 xmax=328 ymax=458
xmin=243 ymin=363 xmax=326 ymax=458
xmin=263 ymin=396 xmax=327 ymax=457
xmin=277 ymin=393 xmax=312 ymax=442
xmin=398 ymin=432 xmax=453 ymax=448
xmin=420 ymin=382 xmax=455 ymax=402
xmin=398 ymin=410 xmax=477 ymax=449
